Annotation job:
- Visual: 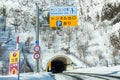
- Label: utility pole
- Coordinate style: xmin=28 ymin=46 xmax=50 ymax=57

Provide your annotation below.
xmin=35 ymin=3 xmax=40 ymax=72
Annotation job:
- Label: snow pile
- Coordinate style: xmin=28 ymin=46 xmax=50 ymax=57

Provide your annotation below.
xmin=0 ymin=72 xmax=54 ymax=80
xmin=69 ymin=65 xmax=120 ymax=76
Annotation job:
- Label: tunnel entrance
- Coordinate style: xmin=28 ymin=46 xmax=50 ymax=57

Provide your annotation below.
xmin=46 ymin=56 xmax=73 ymax=73
xmin=51 ymin=60 xmax=66 ymax=73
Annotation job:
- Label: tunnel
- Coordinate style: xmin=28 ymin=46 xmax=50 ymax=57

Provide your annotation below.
xmin=47 ymin=55 xmax=73 ymax=73
xmin=51 ymin=60 xmax=66 ymax=73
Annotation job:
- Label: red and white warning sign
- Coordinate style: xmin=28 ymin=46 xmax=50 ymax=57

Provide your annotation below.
xmin=9 ymin=51 xmax=19 ymax=75
xmin=34 ymin=45 xmax=40 ymax=52
xmin=33 ymin=53 xmax=40 ymax=60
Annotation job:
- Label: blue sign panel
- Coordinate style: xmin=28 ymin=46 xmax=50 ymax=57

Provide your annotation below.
xmin=50 ymin=6 xmax=77 ymax=16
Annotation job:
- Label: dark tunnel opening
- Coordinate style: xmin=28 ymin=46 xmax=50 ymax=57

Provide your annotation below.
xmin=51 ymin=60 xmax=66 ymax=73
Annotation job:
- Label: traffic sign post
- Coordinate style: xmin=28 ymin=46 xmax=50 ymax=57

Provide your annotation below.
xmin=9 ymin=36 xmax=20 ymax=78
xmin=35 ymin=3 xmax=40 ymax=72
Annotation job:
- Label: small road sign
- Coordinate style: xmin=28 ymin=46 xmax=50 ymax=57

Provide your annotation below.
xmin=35 ymin=40 xmax=39 ymax=45
xmin=56 ymin=21 xmax=62 ymax=27
xmin=34 ymin=45 xmax=40 ymax=52
xmin=33 ymin=53 xmax=40 ymax=60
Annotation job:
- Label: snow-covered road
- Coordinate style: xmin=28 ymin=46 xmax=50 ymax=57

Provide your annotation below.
xmin=54 ymin=72 xmax=120 ymax=80
xmin=1 ymin=73 xmax=120 ymax=80
xmin=1 ymin=64 xmax=120 ymax=80
xmin=54 ymin=73 xmax=77 ymax=80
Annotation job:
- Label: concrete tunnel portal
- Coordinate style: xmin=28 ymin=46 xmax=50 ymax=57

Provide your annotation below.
xmin=46 ymin=55 xmax=73 ymax=73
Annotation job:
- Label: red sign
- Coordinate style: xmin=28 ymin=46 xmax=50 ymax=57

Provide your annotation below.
xmin=9 ymin=63 xmax=18 ymax=75
xmin=34 ymin=45 xmax=40 ymax=52
xmin=33 ymin=53 xmax=40 ymax=60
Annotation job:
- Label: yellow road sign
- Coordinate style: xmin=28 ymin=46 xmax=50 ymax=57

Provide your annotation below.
xmin=50 ymin=16 xmax=78 ymax=28
xmin=9 ymin=50 xmax=19 ymax=75
xmin=10 ymin=51 xmax=19 ymax=64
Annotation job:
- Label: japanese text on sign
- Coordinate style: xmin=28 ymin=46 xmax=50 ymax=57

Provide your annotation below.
xmin=50 ymin=16 xmax=78 ymax=27
xmin=9 ymin=51 xmax=19 ymax=75
xmin=50 ymin=6 xmax=78 ymax=27
xmin=50 ymin=6 xmax=77 ymax=16
xmin=10 ymin=51 xmax=19 ymax=64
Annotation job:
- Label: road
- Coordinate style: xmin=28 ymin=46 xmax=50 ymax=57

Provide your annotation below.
xmin=54 ymin=72 xmax=120 ymax=80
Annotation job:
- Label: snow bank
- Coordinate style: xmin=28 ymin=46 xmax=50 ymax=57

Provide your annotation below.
xmin=69 ymin=65 xmax=120 ymax=76
xmin=0 ymin=72 xmax=55 ymax=80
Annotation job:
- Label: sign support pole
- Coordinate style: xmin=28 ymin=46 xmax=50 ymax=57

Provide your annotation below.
xmin=16 ymin=36 xmax=20 ymax=80
xmin=35 ymin=3 xmax=40 ymax=73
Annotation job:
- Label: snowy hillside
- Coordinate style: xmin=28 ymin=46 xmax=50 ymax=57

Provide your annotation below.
xmin=0 ymin=0 xmax=120 ymax=78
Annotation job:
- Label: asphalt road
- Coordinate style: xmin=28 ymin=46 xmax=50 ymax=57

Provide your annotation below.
xmin=54 ymin=72 xmax=120 ymax=80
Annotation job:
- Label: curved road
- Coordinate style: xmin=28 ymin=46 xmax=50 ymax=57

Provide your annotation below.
xmin=54 ymin=72 xmax=120 ymax=80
